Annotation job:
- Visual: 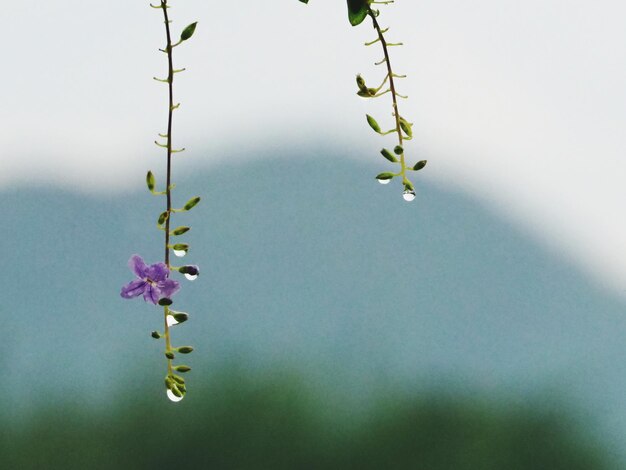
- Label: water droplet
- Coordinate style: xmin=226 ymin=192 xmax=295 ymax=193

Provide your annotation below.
xmin=403 ymin=190 xmax=416 ymax=202
xmin=184 ymin=273 xmax=198 ymax=281
xmin=166 ymin=389 xmax=184 ymax=402
xmin=166 ymin=315 xmax=179 ymax=327
xmin=377 ymin=178 xmax=391 ymax=185
xmin=173 ymin=249 xmax=187 ymax=258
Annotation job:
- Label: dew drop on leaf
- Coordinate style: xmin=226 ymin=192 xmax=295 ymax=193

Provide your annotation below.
xmin=403 ymin=190 xmax=416 ymax=202
xmin=174 ymin=249 xmax=187 ymax=258
xmin=166 ymin=315 xmax=179 ymax=327
xmin=184 ymin=273 xmax=198 ymax=281
xmin=166 ymin=389 xmax=184 ymax=402
xmin=378 ymin=178 xmax=391 ymax=185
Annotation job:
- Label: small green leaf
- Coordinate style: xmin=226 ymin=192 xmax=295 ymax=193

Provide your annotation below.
xmin=366 ymin=114 xmax=381 ymax=133
xmin=172 ymin=243 xmax=189 ymax=251
xmin=158 ymin=298 xmax=173 ymax=306
xmin=179 ymin=265 xmax=199 ymax=276
xmin=151 ymin=331 xmax=161 ymax=339
xmin=183 ymin=196 xmax=201 ymax=211
xmin=399 ymin=117 xmax=413 ymax=138
xmin=146 ymin=171 xmax=155 ymax=192
xmin=170 ymin=226 xmax=190 ymax=236
xmin=347 ymin=0 xmax=369 ymax=26
xmin=177 ymin=346 xmax=194 ymax=354
xmin=172 ymin=312 xmax=189 ymax=324
xmin=404 ymin=181 xmax=415 ymax=192
xmin=380 ymin=149 xmax=398 ymax=163
xmin=413 ymin=160 xmax=427 ymax=171
xmin=157 ymin=211 xmax=169 ymax=226
xmin=174 ymin=365 xmax=191 ymax=373
xmin=376 ymin=172 xmax=395 ymax=181
xmin=356 ymin=74 xmax=368 ymax=93
xmin=165 ymin=351 xmax=175 ymax=360
xmin=358 ymin=87 xmax=378 ymax=98
xmin=180 ymin=22 xmax=197 ymax=42
xmin=172 ymin=374 xmax=185 ymax=385
xmin=299 ymin=0 xmax=309 ymax=3
xmin=394 ymin=145 xmax=404 ymax=155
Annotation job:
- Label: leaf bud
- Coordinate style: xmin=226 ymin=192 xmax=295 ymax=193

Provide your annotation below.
xmin=157 ymin=211 xmax=169 ymax=226
xmin=413 ymin=160 xmax=427 ymax=171
xmin=165 ymin=351 xmax=175 ymax=360
xmin=376 ymin=172 xmax=395 ymax=182
xmin=358 ymin=88 xmax=378 ymax=98
xmin=179 ymin=265 xmax=199 ymax=276
xmin=183 ymin=196 xmax=201 ymax=211
xmin=356 ymin=74 xmax=368 ymax=93
xmin=151 ymin=331 xmax=161 ymax=339
xmin=146 ymin=171 xmax=156 ymax=192
xmin=158 ymin=298 xmax=173 ymax=306
xmin=177 ymin=346 xmax=194 ymax=354
xmin=380 ymin=148 xmax=398 ymax=163
xmin=174 ymin=365 xmax=192 ymax=373
xmin=173 ymin=312 xmax=189 ymax=324
xmin=180 ymin=22 xmax=198 ymax=42
xmin=394 ymin=145 xmax=404 ymax=155
xmin=170 ymin=226 xmax=190 ymax=236
xmin=366 ymin=114 xmax=382 ymax=133
xmin=399 ymin=117 xmax=413 ymax=138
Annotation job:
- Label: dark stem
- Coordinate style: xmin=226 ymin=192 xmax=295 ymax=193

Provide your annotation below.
xmin=369 ymin=8 xmax=407 ymax=180
xmin=162 ymin=1 xmax=174 ymax=266
xmin=160 ymin=0 xmax=174 ymax=376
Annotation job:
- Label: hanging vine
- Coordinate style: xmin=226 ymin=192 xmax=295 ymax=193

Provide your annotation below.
xmin=300 ymin=0 xmax=426 ymax=201
xmin=120 ymin=0 xmax=200 ymax=403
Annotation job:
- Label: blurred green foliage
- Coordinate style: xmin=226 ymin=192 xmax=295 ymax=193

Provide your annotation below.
xmin=0 ymin=371 xmax=613 ymax=469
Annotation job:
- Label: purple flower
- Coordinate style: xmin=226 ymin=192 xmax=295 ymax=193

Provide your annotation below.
xmin=120 ymin=255 xmax=180 ymax=305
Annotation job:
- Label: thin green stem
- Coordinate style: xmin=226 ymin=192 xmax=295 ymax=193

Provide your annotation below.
xmin=163 ymin=306 xmax=173 ymax=374
xmin=368 ymin=8 xmax=408 ymax=184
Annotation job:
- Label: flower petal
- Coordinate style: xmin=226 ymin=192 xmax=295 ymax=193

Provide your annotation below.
xmin=121 ymin=279 xmax=147 ymax=299
xmin=143 ymin=284 xmax=160 ymax=305
xmin=146 ymin=262 xmax=170 ymax=282
xmin=128 ymin=255 xmax=148 ymax=278
xmin=157 ymin=279 xmax=180 ymax=299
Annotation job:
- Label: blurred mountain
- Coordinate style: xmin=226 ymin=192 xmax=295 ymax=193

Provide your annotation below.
xmin=1 ymin=152 xmax=625 ymax=459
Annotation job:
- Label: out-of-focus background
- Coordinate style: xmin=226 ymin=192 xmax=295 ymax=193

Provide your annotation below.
xmin=1 ymin=1 xmax=625 ymax=468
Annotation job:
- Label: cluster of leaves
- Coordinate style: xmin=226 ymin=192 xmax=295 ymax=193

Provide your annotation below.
xmin=150 ymin=168 xmax=199 ymax=402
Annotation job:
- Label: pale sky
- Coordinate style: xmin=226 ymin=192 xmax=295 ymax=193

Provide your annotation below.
xmin=1 ymin=0 xmax=625 ymax=298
